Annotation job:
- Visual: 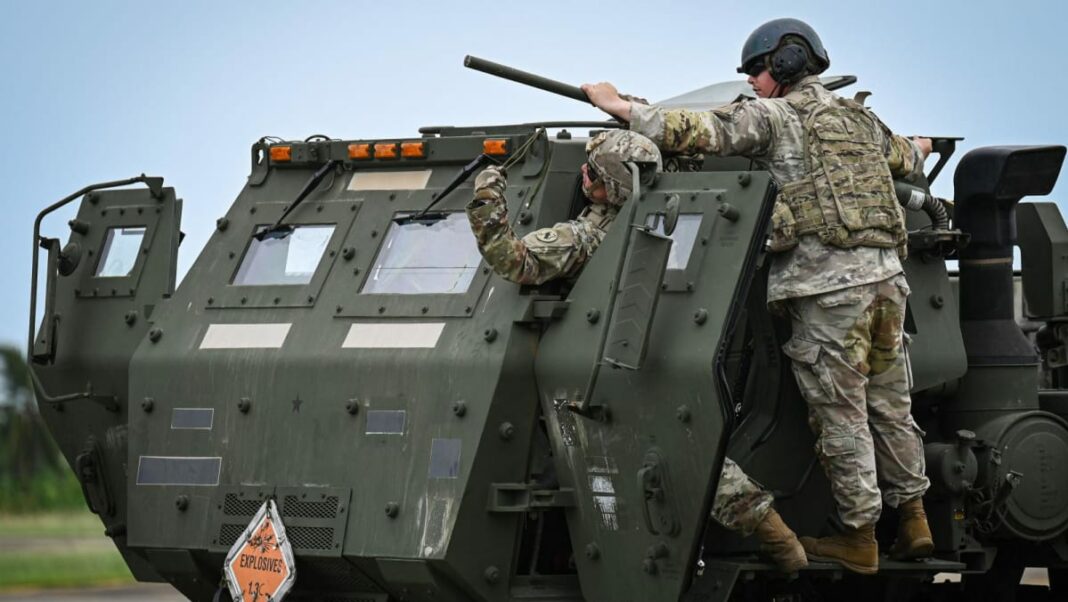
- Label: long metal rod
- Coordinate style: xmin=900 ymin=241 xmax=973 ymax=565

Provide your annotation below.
xmin=464 ymin=55 xmax=590 ymax=103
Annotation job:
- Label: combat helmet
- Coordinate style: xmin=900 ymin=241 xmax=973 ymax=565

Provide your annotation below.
xmin=585 ymin=130 xmax=662 ymax=206
xmin=737 ymin=18 xmax=830 ymax=80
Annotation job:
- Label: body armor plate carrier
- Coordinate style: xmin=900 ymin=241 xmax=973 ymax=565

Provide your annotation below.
xmin=769 ymin=85 xmax=907 ymax=256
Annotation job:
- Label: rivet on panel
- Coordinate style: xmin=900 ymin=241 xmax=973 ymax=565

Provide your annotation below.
xmin=586 ymin=309 xmax=600 ymax=324
xmin=585 ymin=543 xmax=600 ymax=561
xmin=141 ymin=397 xmax=155 ymax=413
xmin=499 ymin=422 xmax=515 ymax=441
xmin=737 ymin=173 xmax=751 ymax=187
xmin=385 ymin=502 xmax=400 ymax=518
xmin=483 ymin=328 xmax=498 ymax=343
xmin=345 ymin=399 xmax=360 ymax=415
xmin=483 ymin=566 xmax=500 ymax=585
xmin=175 ymin=495 xmax=189 ymax=512
xmin=238 ymin=397 xmax=252 ymax=414
xmin=342 ymin=247 xmax=356 ymax=261
xmin=693 ymin=309 xmax=708 ymax=325
xmin=718 ymin=203 xmax=739 ymax=222
xmin=518 ymin=210 xmax=532 ymax=225
xmin=452 ymin=401 xmax=467 ymax=418
xmin=148 ymin=328 xmax=163 ymax=343
xmin=124 ymin=311 xmax=137 ymax=326
xmin=930 ymin=294 xmax=945 ymax=309
xmin=676 ymin=405 xmax=691 ymax=423
xmin=216 ymin=217 xmax=229 ymax=231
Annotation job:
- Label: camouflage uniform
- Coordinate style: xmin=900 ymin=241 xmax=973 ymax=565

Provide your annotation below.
xmin=465 ymin=130 xmax=775 ymax=534
xmin=713 ymin=458 xmax=775 ymax=535
xmin=466 ymin=166 xmax=618 ymax=285
xmin=630 ymin=76 xmax=930 ymax=528
xmin=465 ymin=129 xmax=659 ymax=285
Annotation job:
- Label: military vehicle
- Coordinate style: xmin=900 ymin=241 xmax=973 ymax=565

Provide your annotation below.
xmin=25 ymin=56 xmax=1068 ymax=601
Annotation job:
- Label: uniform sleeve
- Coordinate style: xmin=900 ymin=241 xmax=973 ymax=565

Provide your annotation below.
xmin=630 ymin=101 xmax=776 ymax=158
xmin=885 ymin=134 xmax=925 ymax=180
xmin=466 ymin=170 xmax=609 ymax=285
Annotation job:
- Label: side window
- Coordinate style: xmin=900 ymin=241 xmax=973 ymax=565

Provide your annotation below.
xmin=96 ymin=226 xmax=147 ymax=277
xmin=361 ymin=213 xmax=482 ymax=295
xmin=646 ymin=214 xmax=703 ymax=270
xmin=233 ymin=225 xmax=336 ymax=286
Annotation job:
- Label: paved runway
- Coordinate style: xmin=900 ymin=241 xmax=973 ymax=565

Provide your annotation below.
xmin=0 ymin=584 xmax=184 ymax=601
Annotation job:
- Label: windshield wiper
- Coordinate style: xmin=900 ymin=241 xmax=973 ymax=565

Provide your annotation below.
xmin=255 ymin=160 xmax=340 ymax=241
xmin=393 ymin=154 xmax=497 ymax=227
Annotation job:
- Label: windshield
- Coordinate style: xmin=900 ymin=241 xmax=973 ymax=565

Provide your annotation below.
xmin=233 ymin=225 xmax=335 ymax=286
xmin=361 ymin=213 xmax=482 ymax=295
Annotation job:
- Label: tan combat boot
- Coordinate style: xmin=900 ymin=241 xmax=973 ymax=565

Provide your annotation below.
xmin=754 ymin=509 xmax=808 ymax=573
xmin=888 ymin=498 xmax=934 ymax=560
xmin=799 ymin=524 xmax=878 ymax=575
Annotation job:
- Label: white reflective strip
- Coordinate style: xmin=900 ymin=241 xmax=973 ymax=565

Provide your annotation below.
xmin=199 ymin=323 xmax=292 ymax=349
xmin=342 ymin=323 xmax=445 ymax=349
xmin=348 ymin=170 xmax=432 ymax=191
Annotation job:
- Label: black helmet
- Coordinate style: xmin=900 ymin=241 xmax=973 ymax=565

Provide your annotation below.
xmin=737 ymin=18 xmax=830 ymax=77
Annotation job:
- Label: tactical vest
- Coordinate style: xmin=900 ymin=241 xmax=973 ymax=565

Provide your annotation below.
xmin=768 ymin=86 xmax=907 ymax=256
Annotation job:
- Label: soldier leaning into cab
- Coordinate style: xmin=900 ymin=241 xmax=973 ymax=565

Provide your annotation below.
xmin=584 ymin=18 xmax=936 ymax=575
xmin=465 ymin=129 xmax=807 ymax=573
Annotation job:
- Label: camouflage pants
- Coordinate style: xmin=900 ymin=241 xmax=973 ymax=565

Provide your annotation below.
xmin=783 ymin=274 xmax=929 ymax=528
xmin=710 ymin=457 xmax=774 ymax=535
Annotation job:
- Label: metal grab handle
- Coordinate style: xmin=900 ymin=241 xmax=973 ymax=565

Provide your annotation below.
xmin=32 ymin=237 xmax=61 ymax=363
xmin=637 ymin=462 xmax=663 ymax=536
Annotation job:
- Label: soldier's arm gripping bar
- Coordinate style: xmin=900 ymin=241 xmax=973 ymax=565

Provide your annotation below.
xmin=464 ymin=55 xmax=591 ymax=104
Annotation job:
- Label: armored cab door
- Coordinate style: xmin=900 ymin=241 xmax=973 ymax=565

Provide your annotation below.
xmin=535 ymin=172 xmax=775 ymax=602
xmin=29 ymin=179 xmax=181 ymax=536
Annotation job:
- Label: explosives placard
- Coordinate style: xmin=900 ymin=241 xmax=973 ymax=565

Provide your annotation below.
xmin=224 ymin=499 xmax=296 ymax=601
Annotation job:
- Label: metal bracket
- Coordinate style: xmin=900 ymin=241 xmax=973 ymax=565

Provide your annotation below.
xmin=76 ymin=439 xmax=115 ymax=518
xmin=488 ymin=483 xmax=575 ymax=513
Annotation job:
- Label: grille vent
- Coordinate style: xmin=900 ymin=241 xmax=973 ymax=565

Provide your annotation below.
xmin=288 ymin=526 xmax=336 ymax=550
xmin=283 ymin=495 xmax=340 ymax=519
xmin=223 ymin=494 xmax=262 ymax=517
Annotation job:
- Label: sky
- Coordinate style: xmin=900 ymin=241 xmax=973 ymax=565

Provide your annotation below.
xmin=3 ymin=0 xmax=1067 ymax=349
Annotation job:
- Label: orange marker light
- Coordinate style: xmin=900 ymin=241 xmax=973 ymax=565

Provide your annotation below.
xmin=374 ymin=143 xmax=398 ymax=159
xmin=483 ymin=139 xmax=508 ymax=156
xmin=400 ymin=141 xmax=425 ymax=158
xmin=348 ymin=143 xmax=372 ymax=160
xmin=270 ymin=146 xmax=292 ymax=162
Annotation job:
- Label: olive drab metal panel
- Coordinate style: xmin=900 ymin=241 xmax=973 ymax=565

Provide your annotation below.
xmin=29 ymin=184 xmax=182 ymax=577
xmin=535 ymin=172 xmax=775 ymax=602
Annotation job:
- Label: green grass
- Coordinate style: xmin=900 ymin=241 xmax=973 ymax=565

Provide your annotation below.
xmin=0 ymin=508 xmax=135 ymax=591
xmin=0 ymin=508 xmax=101 ymax=538
xmin=0 ymin=550 xmax=134 ymax=590
xmin=0 ymin=470 xmax=85 ymax=513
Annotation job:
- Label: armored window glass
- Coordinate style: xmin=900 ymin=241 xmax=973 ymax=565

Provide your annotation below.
xmin=645 ymin=214 xmax=703 ymax=270
xmin=233 ymin=225 xmax=335 ymax=286
xmin=96 ymin=226 xmax=146 ymax=277
xmin=362 ymin=213 xmax=482 ymax=295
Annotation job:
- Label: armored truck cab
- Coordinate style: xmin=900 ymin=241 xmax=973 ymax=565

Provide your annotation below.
xmin=27 ymin=68 xmax=1068 ymax=601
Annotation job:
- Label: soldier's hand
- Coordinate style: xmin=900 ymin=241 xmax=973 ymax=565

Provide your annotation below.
xmin=581 ymin=82 xmax=633 ymax=122
xmin=912 ymin=136 xmax=933 ymax=159
xmin=474 ymin=165 xmax=507 ymax=194
xmin=619 ymin=92 xmax=650 ymax=106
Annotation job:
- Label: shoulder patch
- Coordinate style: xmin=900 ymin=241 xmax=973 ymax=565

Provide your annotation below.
xmin=535 ymin=230 xmax=559 ymax=243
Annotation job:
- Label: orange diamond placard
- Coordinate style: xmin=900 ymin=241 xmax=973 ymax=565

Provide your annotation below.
xmin=224 ymin=499 xmax=296 ymax=602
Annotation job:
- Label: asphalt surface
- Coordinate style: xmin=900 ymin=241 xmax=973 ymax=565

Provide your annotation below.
xmin=0 ymin=584 xmax=185 ymax=601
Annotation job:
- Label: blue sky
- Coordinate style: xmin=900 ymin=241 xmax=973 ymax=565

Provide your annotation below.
xmin=3 ymin=0 xmax=1067 ymax=349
